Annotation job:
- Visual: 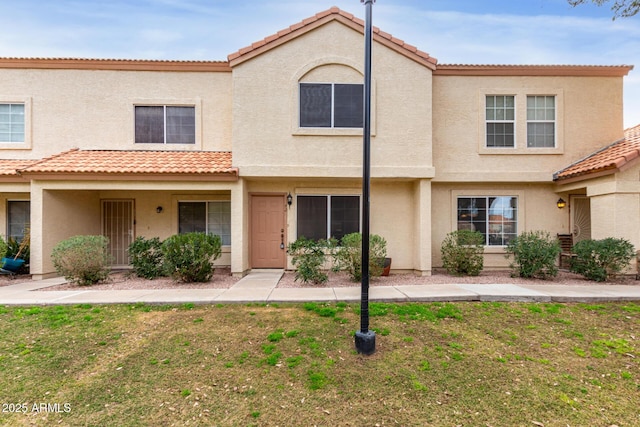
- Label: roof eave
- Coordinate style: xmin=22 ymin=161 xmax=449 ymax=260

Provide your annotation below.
xmin=434 ymin=64 xmax=634 ymax=77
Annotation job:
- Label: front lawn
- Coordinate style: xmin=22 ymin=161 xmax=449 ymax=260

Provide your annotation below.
xmin=0 ymin=301 xmax=639 ymax=426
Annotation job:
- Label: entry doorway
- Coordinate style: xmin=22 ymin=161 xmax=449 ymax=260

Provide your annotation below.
xmin=570 ymin=196 xmax=591 ymax=243
xmin=102 ymin=199 xmax=135 ymax=267
xmin=250 ymin=195 xmax=286 ymax=268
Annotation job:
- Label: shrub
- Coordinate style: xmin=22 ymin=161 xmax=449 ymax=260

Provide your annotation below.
xmin=162 ymin=232 xmax=222 ymax=283
xmin=287 ymin=237 xmax=335 ymax=284
xmin=506 ymin=230 xmax=561 ymax=279
xmin=333 ymin=232 xmax=387 ymax=282
xmin=6 ymin=236 xmax=29 ymax=263
xmin=0 ymin=236 xmax=7 ymax=260
xmin=128 ymin=236 xmax=166 ymax=279
xmin=570 ymin=238 xmax=635 ymax=282
xmin=440 ymin=230 xmax=485 ymax=276
xmin=51 ymin=235 xmax=111 ymax=285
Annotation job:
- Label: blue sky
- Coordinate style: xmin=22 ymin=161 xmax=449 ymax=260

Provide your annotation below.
xmin=1 ymin=0 xmax=639 ymax=127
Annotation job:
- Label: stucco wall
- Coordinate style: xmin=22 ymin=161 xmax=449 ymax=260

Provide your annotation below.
xmin=431 ymin=182 xmax=568 ymax=269
xmin=232 ymin=21 xmax=433 ymax=179
xmin=432 ymin=75 xmax=625 ymax=182
xmin=0 ymin=68 xmax=232 ymax=158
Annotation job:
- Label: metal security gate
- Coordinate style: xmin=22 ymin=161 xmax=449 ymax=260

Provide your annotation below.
xmin=102 ymin=200 xmax=134 ymax=267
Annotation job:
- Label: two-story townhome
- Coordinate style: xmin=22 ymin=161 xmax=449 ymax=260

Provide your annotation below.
xmin=0 ymin=7 xmax=636 ymax=280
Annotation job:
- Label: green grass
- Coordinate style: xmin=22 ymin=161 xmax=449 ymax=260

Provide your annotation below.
xmin=0 ymin=301 xmax=639 ymax=426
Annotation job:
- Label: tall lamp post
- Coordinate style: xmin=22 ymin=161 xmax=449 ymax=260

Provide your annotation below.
xmin=355 ymin=0 xmax=376 ymax=355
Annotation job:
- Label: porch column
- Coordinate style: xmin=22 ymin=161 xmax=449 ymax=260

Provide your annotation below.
xmin=230 ymin=178 xmax=248 ymax=277
xmin=413 ymin=179 xmax=432 ymax=276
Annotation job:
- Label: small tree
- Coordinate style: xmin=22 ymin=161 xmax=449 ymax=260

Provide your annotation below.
xmin=440 ymin=230 xmax=484 ymax=276
xmin=128 ymin=236 xmax=166 ymax=279
xmin=506 ymin=231 xmax=561 ymax=279
xmin=333 ymin=232 xmax=387 ymax=282
xmin=51 ymin=235 xmax=112 ymax=285
xmin=162 ymin=232 xmax=222 ymax=283
xmin=570 ymin=237 xmax=635 ymax=282
xmin=287 ymin=237 xmax=335 ymax=284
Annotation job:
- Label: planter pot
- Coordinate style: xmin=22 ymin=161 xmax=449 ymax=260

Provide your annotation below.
xmin=382 ymin=257 xmax=392 ymax=276
xmin=1 ymin=257 xmax=25 ymax=273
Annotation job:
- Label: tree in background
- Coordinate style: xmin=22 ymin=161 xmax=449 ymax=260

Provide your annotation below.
xmin=568 ymin=0 xmax=640 ymax=19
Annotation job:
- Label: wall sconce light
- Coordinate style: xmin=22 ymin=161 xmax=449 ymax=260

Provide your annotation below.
xmin=287 ymin=193 xmax=293 ymax=206
xmin=156 ymin=206 xmax=163 ymax=214
xmin=556 ymin=198 xmax=566 ymax=209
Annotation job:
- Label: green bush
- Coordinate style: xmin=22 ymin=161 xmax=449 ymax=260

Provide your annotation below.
xmin=570 ymin=238 xmax=635 ymax=282
xmin=51 ymin=235 xmax=111 ymax=286
xmin=440 ymin=230 xmax=485 ymax=276
xmin=162 ymin=232 xmax=222 ymax=283
xmin=128 ymin=236 xmax=166 ymax=279
xmin=333 ymin=232 xmax=387 ymax=282
xmin=0 ymin=236 xmax=7 ymax=260
xmin=287 ymin=237 xmax=335 ymax=284
xmin=505 ymin=230 xmax=561 ymax=279
xmin=6 ymin=237 xmax=29 ymax=263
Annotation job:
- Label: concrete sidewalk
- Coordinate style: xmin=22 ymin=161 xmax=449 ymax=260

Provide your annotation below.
xmin=2 ymin=270 xmax=640 ymax=306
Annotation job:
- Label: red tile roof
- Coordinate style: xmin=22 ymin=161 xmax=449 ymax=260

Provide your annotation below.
xmin=0 ymin=159 xmax=37 ymax=177
xmin=18 ymin=149 xmax=237 ymax=178
xmin=228 ymin=6 xmax=437 ymax=69
xmin=554 ymin=124 xmax=640 ymax=182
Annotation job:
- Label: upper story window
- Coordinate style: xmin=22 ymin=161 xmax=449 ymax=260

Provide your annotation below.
xmin=135 ymin=106 xmax=195 ymax=144
xmin=0 ymin=103 xmax=25 ymax=143
xmin=299 ymin=83 xmax=363 ymax=128
xmin=485 ymin=95 xmax=515 ymax=148
xmin=527 ymin=95 xmax=555 ymax=148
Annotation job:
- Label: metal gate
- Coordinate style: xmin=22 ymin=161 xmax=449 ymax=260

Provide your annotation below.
xmin=102 ymin=200 xmax=134 ymax=267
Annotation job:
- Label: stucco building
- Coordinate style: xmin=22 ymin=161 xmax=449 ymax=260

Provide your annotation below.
xmin=0 ymin=7 xmax=637 ymax=279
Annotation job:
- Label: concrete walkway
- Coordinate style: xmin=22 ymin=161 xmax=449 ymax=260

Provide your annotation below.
xmin=2 ymin=270 xmax=640 ymax=306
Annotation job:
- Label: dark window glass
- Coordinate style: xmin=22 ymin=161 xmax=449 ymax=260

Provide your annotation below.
xmin=297 ymin=196 xmax=328 ymax=241
xmin=457 ymin=196 xmax=517 ymax=246
xmin=334 ymin=84 xmax=363 ymax=128
xmin=135 ymin=106 xmax=164 ymax=144
xmin=330 ymin=196 xmax=360 ymax=240
xmin=178 ymin=202 xmax=206 ymax=234
xmin=7 ymin=201 xmax=30 ymax=241
xmin=166 ymin=107 xmax=195 ymax=144
xmin=300 ymin=84 xmax=332 ymax=127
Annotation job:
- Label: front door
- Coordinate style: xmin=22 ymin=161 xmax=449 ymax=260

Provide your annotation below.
xmin=102 ymin=199 xmax=134 ymax=267
xmin=571 ymin=196 xmax=591 ymax=243
xmin=251 ymin=195 xmax=286 ymax=268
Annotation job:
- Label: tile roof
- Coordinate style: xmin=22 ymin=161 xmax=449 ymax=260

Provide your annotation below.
xmin=554 ymin=124 xmax=640 ymax=182
xmin=0 ymin=57 xmax=230 ymax=72
xmin=228 ymin=6 xmax=437 ymax=69
xmin=0 ymin=159 xmax=37 ymax=177
xmin=18 ymin=149 xmax=237 ymax=178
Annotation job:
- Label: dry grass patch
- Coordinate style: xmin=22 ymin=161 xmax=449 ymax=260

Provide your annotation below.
xmin=0 ymin=301 xmax=639 ymax=426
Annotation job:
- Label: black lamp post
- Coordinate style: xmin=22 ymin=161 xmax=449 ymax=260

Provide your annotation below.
xmin=355 ymin=0 xmax=376 ymax=355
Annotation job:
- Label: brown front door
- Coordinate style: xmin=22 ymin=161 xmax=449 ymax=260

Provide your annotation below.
xmin=251 ymin=195 xmax=286 ymax=268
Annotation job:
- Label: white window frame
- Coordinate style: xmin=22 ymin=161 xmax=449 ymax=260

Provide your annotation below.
xmin=526 ymin=95 xmax=556 ymax=148
xmin=485 ymin=95 xmax=516 ymax=149
xmin=0 ymin=97 xmax=32 ymax=150
xmin=298 ymin=83 xmax=363 ymax=129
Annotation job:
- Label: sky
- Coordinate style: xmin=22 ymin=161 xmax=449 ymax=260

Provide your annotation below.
xmin=1 ymin=0 xmax=639 ymax=127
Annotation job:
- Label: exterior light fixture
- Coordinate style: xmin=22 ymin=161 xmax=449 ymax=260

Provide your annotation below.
xmin=556 ymin=198 xmax=566 ymax=209
xmin=156 ymin=206 xmax=163 ymax=213
xmin=287 ymin=193 xmax=293 ymax=206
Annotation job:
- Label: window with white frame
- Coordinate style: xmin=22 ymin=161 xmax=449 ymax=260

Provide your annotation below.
xmin=457 ymin=196 xmax=517 ymax=246
xmin=135 ymin=106 xmax=195 ymax=144
xmin=299 ymin=83 xmax=363 ymax=128
xmin=527 ymin=95 xmax=556 ymax=148
xmin=178 ymin=201 xmax=231 ymax=245
xmin=297 ymin=195 xmax=360 ymax=241
xmin=7 ymin=200 xmax=30 ymax=242
xmin=0 ymin=103 xmax=25 ymax=143
xmin=485 ymin=95 xmax=515 ymax=148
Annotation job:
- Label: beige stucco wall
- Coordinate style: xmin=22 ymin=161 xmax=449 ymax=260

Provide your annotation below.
xmin=245 ymin=178 xmax=423 ymax=273
xmin=0 ymin=68 xmax=232 ymax=158
xmin=232 ymin=21 xmax=434 ymax=179
xmin=431 ymin=182 xmax=569 ymax=269
xmin=432 ymin=75 xmax=625 ymax=183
